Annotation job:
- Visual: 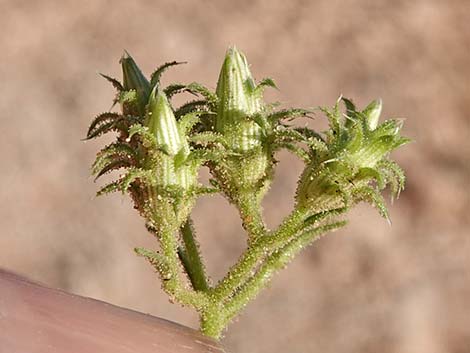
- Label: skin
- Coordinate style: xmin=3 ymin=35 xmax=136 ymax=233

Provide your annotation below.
xmin=0 ymin=268 xmax=226 ymax=353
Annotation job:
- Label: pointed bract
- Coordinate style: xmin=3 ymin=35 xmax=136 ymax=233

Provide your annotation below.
xmin=120 ymin=51 xmax=151 ymax=115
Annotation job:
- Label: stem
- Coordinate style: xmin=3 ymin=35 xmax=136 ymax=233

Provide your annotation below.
xmin=178 ymin=219 xmax=210 ymax=292
xmin=236 ymin=191 xmax=267 ymax=240
xmin=140 ymin=203 xmax=210 ymax=310
xmin=210 ymin=208 xmax=308 ymax=301
xmin=220 ymin=220 xmax=347 ymax=333
xmin=199 ymin=303 xmax=226 ymax=339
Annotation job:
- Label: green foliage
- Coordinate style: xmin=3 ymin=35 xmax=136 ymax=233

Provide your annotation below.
xmin=87 ymin=48 xmax=410 ymax=340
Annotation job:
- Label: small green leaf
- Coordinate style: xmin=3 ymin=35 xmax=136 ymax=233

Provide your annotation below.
xmin=96 ymin=180 xmax=122 ymax=197
xmin=135 ymin=247 xmax=171 ymax=279
xmin=164 ymin=83 xmax=188 ymax=98
xmin=120 ymin=51 xmax=151 ymax=115
xmin=99 ymin=73 xmax=123 ymax=91
xmin=86 ymin=112 xmax=122 ymax=139
xmin=362 ymin=99 xmax=382 ymax=130
xmin=150 ymin=61 xmax=186 ymax=87
xmin=352 ymin=185 xmax=390 ymax=221
xmin=267 ymin=108 xmax=311 ymax=124
xmin=257 ymin=77 xmax=277 ymax=91
xmin=175 ymin=100 xmax=208 ymax=119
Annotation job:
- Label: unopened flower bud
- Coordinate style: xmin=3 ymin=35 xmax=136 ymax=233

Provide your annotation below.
xmin=362 ymin=99 xmax=382 ymax=130
xmin=215 ymin=46 xmax=263 ymax=151
xmin=120 ymin=51 xmax=151 ymax=115
xmin=146 ymin=87 xmax=195 ymax=191
xmin=146 ymin=87 xmax=185 ymax=156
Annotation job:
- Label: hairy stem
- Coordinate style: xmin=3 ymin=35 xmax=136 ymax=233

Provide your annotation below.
xmin=146 ymin=204 xmax=209 ymax=310
xmin=236 ymin=191 xmax=267 ymax=240
xmin=178 ymin=219 xmax=210 ymax=292
xmin=206 ymin=220 xmax=347 ymax=338
xmin=224 ymin=221 xmax=347 ymax=321
xmin=210 ymin=208 xmax=308 ymax=302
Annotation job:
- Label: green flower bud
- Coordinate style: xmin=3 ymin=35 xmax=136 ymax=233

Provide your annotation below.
xmin=146 ymin=87 xmax=195 ymax=190
xmin=362 ymin=99 xmax=382 ymax=130
xmin=296 ymin=99 xmax=410 ymax=213
xmin=120 ymin=51 xmax=151 ymax=116
xmin=215 ymin=46 xmax=263 ymax=151
xmin=146 ymin=87 xmax=184 ymax=156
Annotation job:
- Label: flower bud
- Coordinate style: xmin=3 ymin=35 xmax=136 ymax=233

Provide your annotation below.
xmin=215 ymin=46 xmax=263 ymax=151
xmin=362 ymin=99 xmax=382 ymax=130
xmin=146 ymin=87 xmax=195 ymax=190
xmin=146 ymin=87 xmax=184 ymax=156
xmin=296 ymin=99 xmax=409 ymax=211
xmin=120 ymin=51 xmax=151 ymax=116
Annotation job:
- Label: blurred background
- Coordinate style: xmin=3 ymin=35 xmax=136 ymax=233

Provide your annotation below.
xmin=1 ymin=1 xmax=469 ymax=352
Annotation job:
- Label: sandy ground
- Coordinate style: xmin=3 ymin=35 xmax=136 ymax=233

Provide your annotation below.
xmin=1 ymin=1 xmax=469 ymax=352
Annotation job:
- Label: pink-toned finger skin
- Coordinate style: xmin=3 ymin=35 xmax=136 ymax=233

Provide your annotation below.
xmin=0 ymin=269 xmax=226 ymax=353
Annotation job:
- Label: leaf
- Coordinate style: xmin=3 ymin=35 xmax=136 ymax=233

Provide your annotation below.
xmin=293 ymin=127 xmax=325 ymax=142
xmin=174 ymin=147 xmax=188 ymax=169
xmin=373 ymin=119 xmax=402 ymax=138
xmin=352 ymin=185 xmax=390 ymax=222
xmin=268 ymin=108 xmax=311 ymax=124
xmin=96 ymin=180 xmax=122 ymax=197
xmin=185 ymin=82 xmax=218 ymax=105
xmin=128 ymin=124 xmax=158 ymax=149
xmin=86 ymin=112 xmax=122 ymax=139
xmin=345 ymin=124 xmax=363 ymax=154
xmin=94 ymin=159 xmax=133 ymax=180
xmin=175 ymin=100 xmax=208 ymax=119
xmin=92 ymin=142 xmax=137 ymax=177
xmin=303 ymin=207 xmax=348 ymax=228
xmin=189 ymin=132 xmax=227 ymax=147
xmin=150 ymin=61 xmax=186 ymax=87
xmin=377 ymin=159 xmax=406 ymax=200
xmin=341 ymin=97 xmax=356 ymax=114
xmin=185 ymin=148 xmax=224 ymax=165
xmin=178 ymin=112 xmax=200 ymax=136
xmin=194 ymin=185 xmax=219 ymax=195
xmin=121 ymin=168 xmax=155 ymax=192
xmin=320 ymin=105 xmax=341 ymax=136
xmin=355 ymin=167 xmax=386 ymax=189
xmin=257 ymin=77 xmax=277 ymax=90
xmin=307 ymin=137 xmax=329 ymax=154
xmin=164 ymin=83 xmax=188 ymax=98
xmin=243 ymin=77 xmax=256 ymax=94
xmin=134 ymin=247 xmax=172 ymax=280
xmin=99 ymin=73 xmax=123 ymax=91
xmin=362 ymin=99 xmax=382 ymax=130
xmin=275 ymin=128 xmax=310 ymax=144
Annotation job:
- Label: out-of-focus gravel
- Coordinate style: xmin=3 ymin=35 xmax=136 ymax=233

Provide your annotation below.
xmin=1 ymin=1 xmax=469 ymax=352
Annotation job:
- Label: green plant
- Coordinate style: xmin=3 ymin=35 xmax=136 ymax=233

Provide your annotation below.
xmin=86 ymin=47 xmax=409 ymax=339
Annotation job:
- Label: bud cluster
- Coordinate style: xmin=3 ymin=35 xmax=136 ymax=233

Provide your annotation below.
xmin=86 ymin=47 xmax=410 ymax=339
